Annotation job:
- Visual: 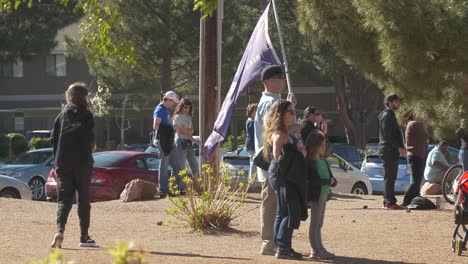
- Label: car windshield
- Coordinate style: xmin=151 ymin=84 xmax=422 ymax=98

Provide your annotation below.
xmin=5 ymin=151 xmax=52 ymax=165
xmin=366 ymin=156 xmax=407 ymax=165
xmin=223 ymin=157 xmax=249 ymax=166
xmin=93 ymin=153 xmax=128 ymax=167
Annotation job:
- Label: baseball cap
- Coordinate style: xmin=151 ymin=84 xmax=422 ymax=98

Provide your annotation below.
xmin=261 ymin=65 xmax=285 ymax=81
xmin=163 ymin=91 xmax=180 ymax=104
xmin=385 ymin=93 xmax=401 ymax=103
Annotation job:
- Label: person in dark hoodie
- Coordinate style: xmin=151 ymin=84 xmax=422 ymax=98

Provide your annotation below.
xmin=305 ymin=130 xmax=337 ymax=259
xmin=264 ymin=99 xmax=307 ymax=260
xmin=50 ymin=82 xmax=96 ymax=248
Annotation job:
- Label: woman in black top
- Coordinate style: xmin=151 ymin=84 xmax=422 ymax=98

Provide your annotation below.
xmin=50 ymin=82 xmax=96 ymax=248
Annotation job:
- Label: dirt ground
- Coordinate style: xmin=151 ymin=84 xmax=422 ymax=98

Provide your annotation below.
xmin=1 ymin=193 xmax=465 ymax=264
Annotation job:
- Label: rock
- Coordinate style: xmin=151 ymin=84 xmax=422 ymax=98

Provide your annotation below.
xmin=156 ymin=221 xmax=163 ymax=226
xmin=363 ymin=205 xmax=368 ymax=209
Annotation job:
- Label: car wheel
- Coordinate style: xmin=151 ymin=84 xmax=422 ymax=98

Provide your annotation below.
xmin=351 ymin=182 xmax=368 ymax=195
xmin=29 ymin=177 xmax=46 ymax=201
xmin=0 ymin=188 xmax=20 ymax=199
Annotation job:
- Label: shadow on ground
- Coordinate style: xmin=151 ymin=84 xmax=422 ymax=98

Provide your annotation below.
xmin=148 ymin=251 xmax=252 ymax=261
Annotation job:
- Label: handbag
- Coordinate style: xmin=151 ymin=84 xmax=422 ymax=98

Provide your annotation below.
xmin=253 ymin=146 xmax=270 ymax=171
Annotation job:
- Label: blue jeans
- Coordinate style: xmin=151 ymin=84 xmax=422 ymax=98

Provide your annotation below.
xmin=460 ymin=149 xmax=468 ymax=173
xmin=273 ymin=188 xmax=294 ymax=250
xmin=173 ymin=138 xmax=199 ymax=189
xmin=158 ymin=144 xmax=175 ymax=195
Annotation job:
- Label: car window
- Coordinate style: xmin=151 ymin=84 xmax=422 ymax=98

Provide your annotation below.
xmin=133 ymin=158 xmax=148 ymax=170
xmin=223 ymin=157 xmax=249 ymax=166
xmin=145 ymin=157 xmax=159 ymax=170
xmin=6 ymin=151 xmax=52 ymax=165
xmin=326 ymin=156 xmax=341 ymax=169
xmin=93 ymin=153 xmax=128 ymax=167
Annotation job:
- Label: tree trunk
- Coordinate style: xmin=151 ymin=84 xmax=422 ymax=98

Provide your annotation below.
xmin=334 ymin=73 xmax=356 ymax=145
xmin=160 ymin=55 xmax=172 ymax=100
xmin=201 ymin=13 xmax=220 ymax=182
xmin=120 ymin=96 xmax=128 ymax=149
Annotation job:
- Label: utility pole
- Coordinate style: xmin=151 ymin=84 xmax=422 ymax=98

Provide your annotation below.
xmin=199 ymin=0 xmax=223 ymax=180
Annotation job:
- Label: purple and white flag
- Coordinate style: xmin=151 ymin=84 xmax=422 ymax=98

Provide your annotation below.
xmin=204 ymin=2 xmax=280 ymax=158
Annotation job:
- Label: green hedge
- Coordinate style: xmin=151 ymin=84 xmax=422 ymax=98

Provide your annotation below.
xmin=6 ymin=133 xmax=27 ymax=155
xmin=29 ymin=137 xmax=52 ymax=150
xmin=0 ymin=134 xmax=9 ymax=158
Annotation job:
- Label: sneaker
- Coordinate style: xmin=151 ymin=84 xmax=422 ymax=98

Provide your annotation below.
xmin=311 ymin=248 xmax=335 ymax=259
xmin=260 ymin=243 xmax=275 ymax=256
xmin=79 ymin=236 xmax=96 ymax=247
xmin=383 ymin=203 xmax=402 ymax=210
xmin=275 ymin=248 xmax=303 ymax=260
xmin=50 ymin=232 xmax=64 ymax=248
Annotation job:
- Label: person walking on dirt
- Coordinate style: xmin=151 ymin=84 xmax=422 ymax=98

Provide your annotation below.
xmin=378 ymin=93 xmax=406 ymax=210
xmin=50 ymin=82 xmax=96 ymax=248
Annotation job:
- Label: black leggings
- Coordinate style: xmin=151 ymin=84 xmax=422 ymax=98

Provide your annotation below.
xmin=402 ymin=155 xmax=425 ymax=206
xmin=56 ymin=166 xmax=92 ymax=237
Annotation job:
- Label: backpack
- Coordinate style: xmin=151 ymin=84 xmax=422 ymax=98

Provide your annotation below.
xmin=407 ymin=196 xmax=436 ymax=210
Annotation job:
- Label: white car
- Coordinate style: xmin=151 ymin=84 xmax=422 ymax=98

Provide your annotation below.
xmin=0 ymin=175 xmax=32 ymax=200
xmin=326 ymin=154 xmax=373 ymax=195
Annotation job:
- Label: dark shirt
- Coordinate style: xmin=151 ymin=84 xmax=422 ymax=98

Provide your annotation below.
xmin=51 ymin=104 xmax=95 ymax=170
xmin=300 ymin=119 xmax=318 ymax=143
xmin=456 ymin=126 xmax=468 ymax=150
xmin=307 ymin=158 xmax=336 ymax=202
xmin=245 ymin=118 xmax=255 ymax=152
xmin=378 ymin=109 xmax=404 ymax=153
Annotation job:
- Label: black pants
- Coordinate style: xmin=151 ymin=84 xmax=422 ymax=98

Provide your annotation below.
xmin=381 ymin=149 xmax=399 ymax=205
xmin=402 ymin=155 xmax=425 ymax=206
xmin=56 ymin=165 xmax=92 ymax=237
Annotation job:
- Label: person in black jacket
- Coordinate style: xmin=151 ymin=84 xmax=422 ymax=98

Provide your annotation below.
xmin=305 ymin=130 xmax=337 ymax=259
xmin=264 ymin=100 xmax=307 ymax=260
xmin=378 ymin=93 xmax=407 ymax=210
xmin=50 ymin=82 xmax=96 ymax=248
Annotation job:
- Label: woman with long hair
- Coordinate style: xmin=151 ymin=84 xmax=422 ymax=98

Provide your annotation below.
xmin=172 ymin=97 xmax=200 ymax=192
xmin=50 ymin=82 xmax=96 ymax=248
xmin=263 ymin=99 xmax=307 ymax=260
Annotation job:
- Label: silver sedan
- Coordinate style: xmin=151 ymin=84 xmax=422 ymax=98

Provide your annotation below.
xmin=0 ymin=175 xmax=32 ymax=200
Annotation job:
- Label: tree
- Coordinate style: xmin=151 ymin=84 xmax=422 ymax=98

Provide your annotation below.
xmin=297 ymin=0 xmax=468 ymax=139
xmin=0 ymin=0 xmax=81 ymax=62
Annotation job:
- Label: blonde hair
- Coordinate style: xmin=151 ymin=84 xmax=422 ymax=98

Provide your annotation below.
xmin=262 ymin=99 xmax=292 ymax=160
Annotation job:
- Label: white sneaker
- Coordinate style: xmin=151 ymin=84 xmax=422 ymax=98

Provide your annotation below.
xmin=50 ymin=232 xmax=64 ymax=248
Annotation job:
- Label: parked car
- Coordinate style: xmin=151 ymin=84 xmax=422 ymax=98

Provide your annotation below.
xmin=361 ymin=154 xmax=411 ymax=195
xmin=222 ymin=147 xmax=260 ymax=191
xmin=45 ymin=151 xmax=159 ymax=202
xmin=0 ymin=148 xmax=53 ymax=200
xmin=0 ymin=175 xmax=32 ymax=199
xmin=326 ymin=154 xmax=373 ymax=195
xmin=331 ymin=144 xmax=363 ymax=169
xmin=125 ymin=144 xmax=149 ymax=152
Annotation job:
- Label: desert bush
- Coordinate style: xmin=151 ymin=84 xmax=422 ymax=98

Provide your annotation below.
xmin=26 ymin=248 xmax=72 ymax=264
xmin=165 ymin=163 xmax=253 ymax=231
xmin=0 ymin=134 xmax=9 ymax=158
xmin=108 ymin=241 xmax=147 ymax=264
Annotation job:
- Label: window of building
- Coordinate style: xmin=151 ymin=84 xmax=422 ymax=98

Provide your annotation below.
xmin=45 ymin=54 xmax=66 ymax=77
xmin=1 ymin=59 xmax=23 ymax=77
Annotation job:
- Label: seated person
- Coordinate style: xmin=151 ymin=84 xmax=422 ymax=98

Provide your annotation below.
xmin=421 ymin=141 xmax=451 ymax=195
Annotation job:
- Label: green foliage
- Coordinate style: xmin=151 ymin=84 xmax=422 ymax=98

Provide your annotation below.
xmin=28 ymin=137 xmax=52 ymax=150
xmin=358 ymin=148 xmax=374 ymax=159
xmin=297 ymin=0 xmax=467 ymax=140
xmin=221 ymin=135 xmax=235 ymax=152
xmin=26 ymin=248 xmax=72 ymax=264
xmin=0 ymin=134 xmax=10 ymax=158
xmin=107 ymin=241 xmax=147 ymax=264
xmin=165 ymin=164 xmax=253 ymax=231
xmin=7 ymin=133 xmax=27 ymax=155
xmin=0 ymin=0 xmax=82 ymax=63
xmin=193 ymin=0 xmax=217 ymax=19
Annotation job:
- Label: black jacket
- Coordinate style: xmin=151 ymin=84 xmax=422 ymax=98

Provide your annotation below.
xmin=157 ymin=124 xmax=175 ymax=156
xmin=274 ymin=143 xmax=308 ymax=228
xmin=307 ymin=159 xmax=337 ymax=202
xmin=378 ymin=109 xmax=404 ymax=153
xmin=300 ymin=119 xmax=318 ymax=143
xmin=51 ymin=104 xmax=95 ymax=170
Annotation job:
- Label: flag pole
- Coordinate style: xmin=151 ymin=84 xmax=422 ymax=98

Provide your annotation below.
xmin=271 ymin=0 xmax=292 ymax=93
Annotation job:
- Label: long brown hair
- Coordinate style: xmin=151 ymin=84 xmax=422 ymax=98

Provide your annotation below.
xmin=305 ymin=130 xmax=326 ymax=159
xmin=66 ymin=82 xmax=89 ymax=108
xmin=262 ymin=99 xmax=292 ymax=160
xmin=246 ymin=103 xmax=258 ymax=118
xmin=174 ymin=97 xmax=193 ymax=117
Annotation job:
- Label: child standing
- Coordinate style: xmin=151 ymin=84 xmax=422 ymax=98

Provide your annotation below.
xmin=305 ymin=130 xmax=336 ymax=259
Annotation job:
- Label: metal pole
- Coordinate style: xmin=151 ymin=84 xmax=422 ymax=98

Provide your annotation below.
xmin=198 ymin=18 xmax=204 ymax=174
xmin=217 ymin=0 xmax=223 ymax=112
xmin=271 ymin=0 xmax=292 ymax=93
